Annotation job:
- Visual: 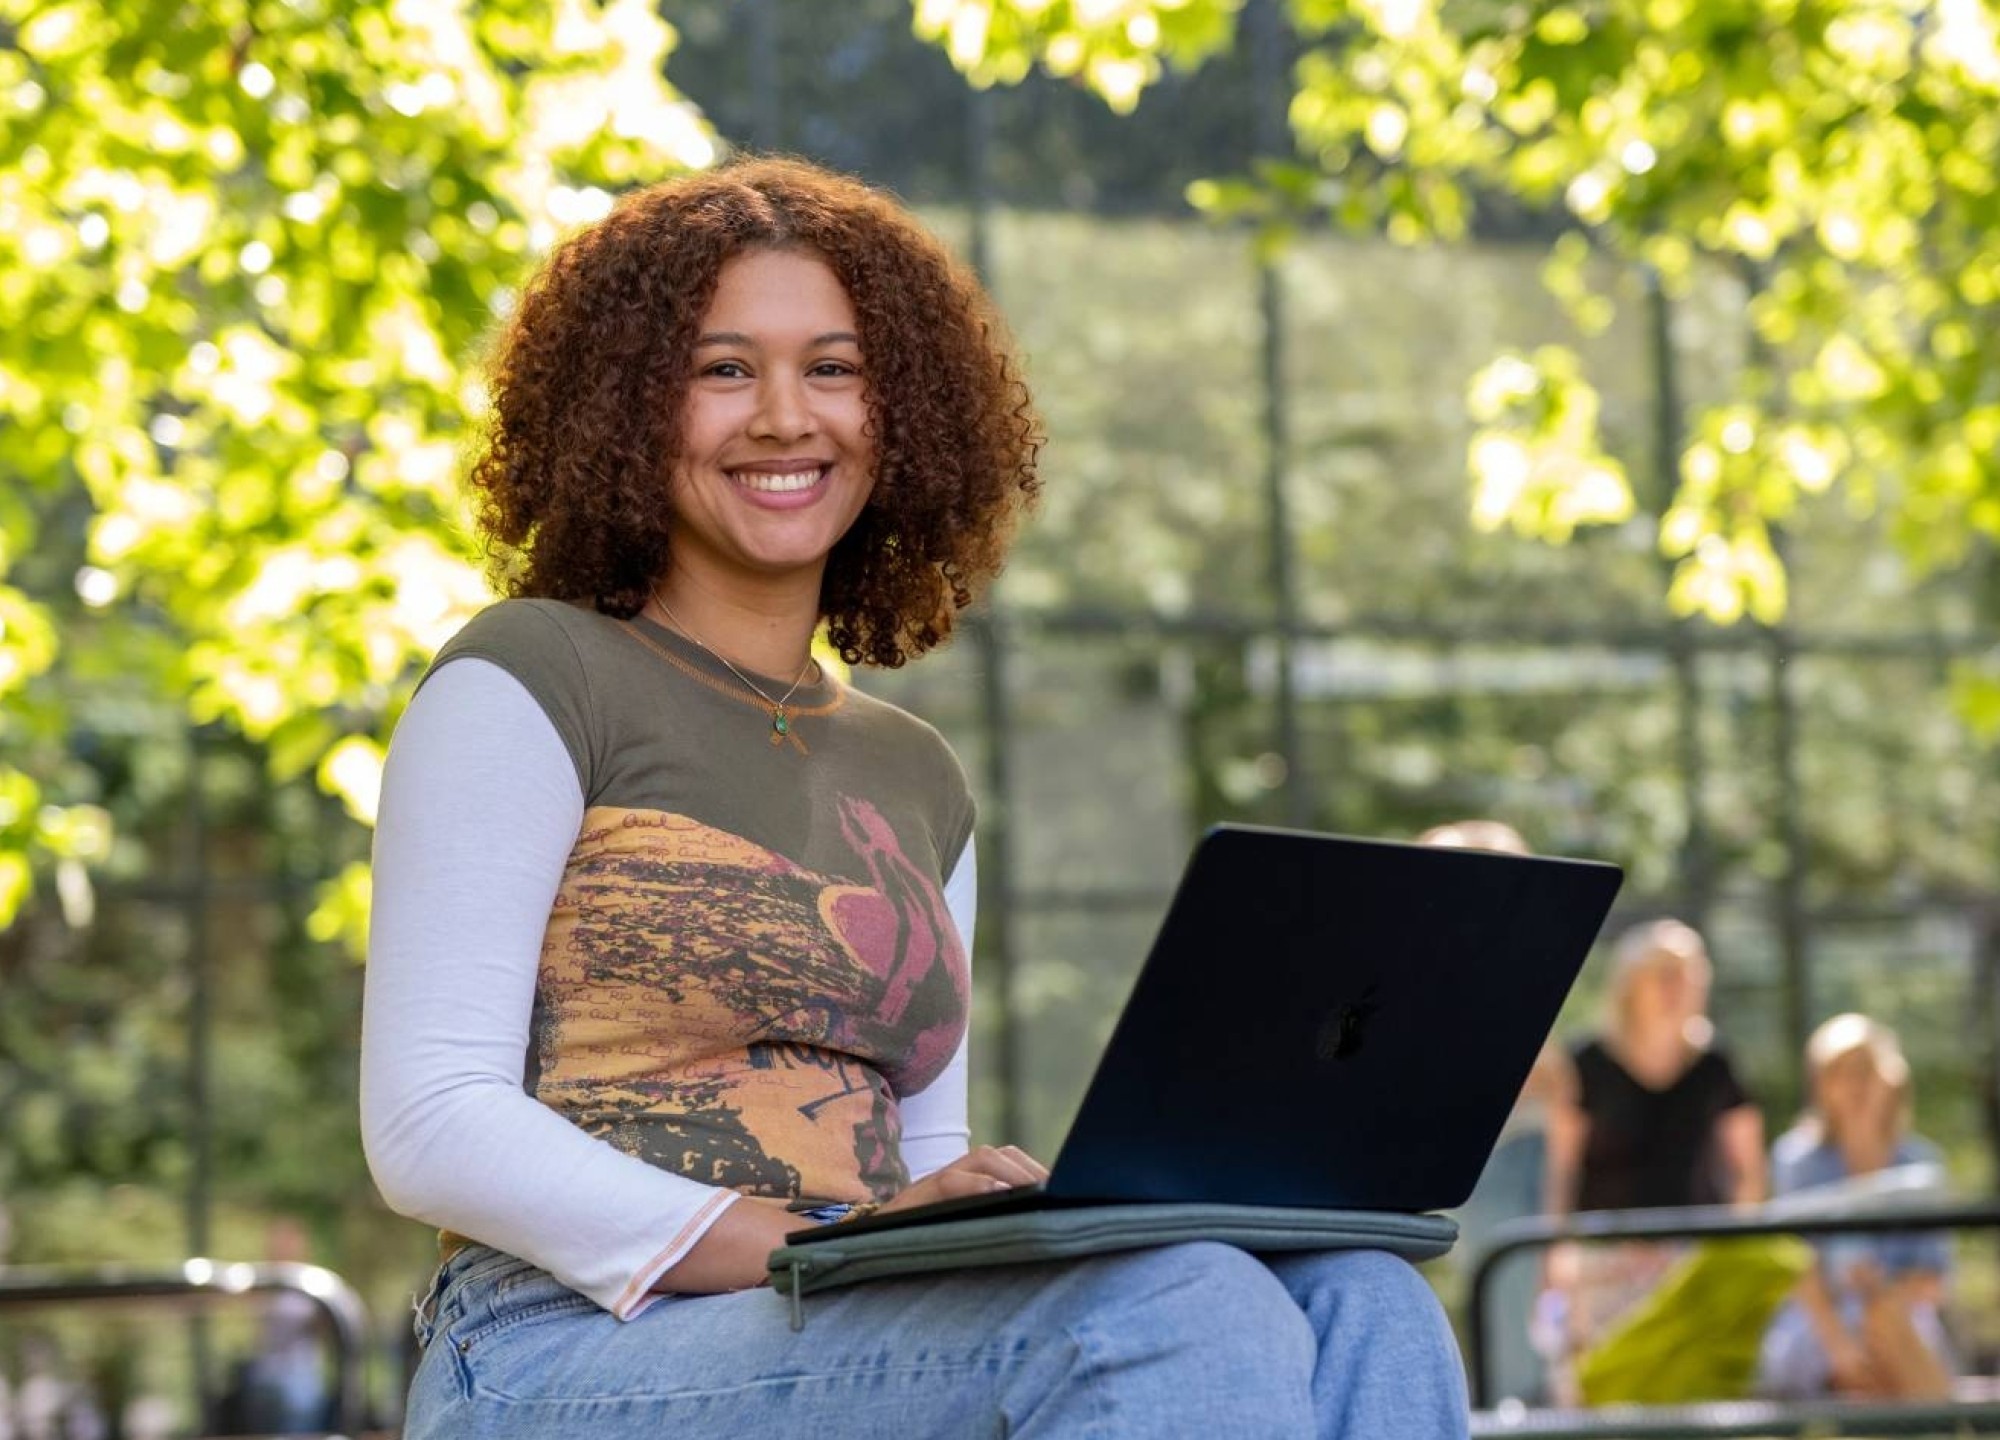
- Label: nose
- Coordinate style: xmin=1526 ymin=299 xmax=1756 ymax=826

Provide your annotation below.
xmin=749 ymin=371 xmax=815 ymax=442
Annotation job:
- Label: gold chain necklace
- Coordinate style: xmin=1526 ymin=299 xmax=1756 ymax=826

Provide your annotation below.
xmin=649 ymin=590 xmax=819 ymax=743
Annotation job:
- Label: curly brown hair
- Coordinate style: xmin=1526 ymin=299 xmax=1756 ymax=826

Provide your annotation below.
xmin=466 ymin=156 xmax=1042 ymax=667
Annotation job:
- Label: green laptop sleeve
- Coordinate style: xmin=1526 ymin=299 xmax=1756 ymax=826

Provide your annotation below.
xmin=766 ymin=1203 xmax=1458 ymax=1329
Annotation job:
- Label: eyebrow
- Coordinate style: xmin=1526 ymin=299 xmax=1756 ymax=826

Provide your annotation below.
xmin=694 ymin=330 xmax=862 ymax=348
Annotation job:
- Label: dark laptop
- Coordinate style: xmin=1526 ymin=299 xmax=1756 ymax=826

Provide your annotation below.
xmin=791 ymin=823 xmax=1622 ymax=1242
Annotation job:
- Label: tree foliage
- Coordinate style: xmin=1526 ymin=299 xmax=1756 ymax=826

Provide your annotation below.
xmin=0 ymin=0 xmax=713 ymax=926
xmin=914 ymin=0 xmax=2000 ymax=632
xmin=912 ymin=0 xmax=1245 ymax=112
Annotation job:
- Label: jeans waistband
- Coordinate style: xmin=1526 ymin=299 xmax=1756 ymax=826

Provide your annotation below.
xmin=412 ymin=1243 xmax=526 ymax=1349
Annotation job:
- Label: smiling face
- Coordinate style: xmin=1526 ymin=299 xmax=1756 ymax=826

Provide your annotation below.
xmin=664 ymin=246 xmax=877 ymax=597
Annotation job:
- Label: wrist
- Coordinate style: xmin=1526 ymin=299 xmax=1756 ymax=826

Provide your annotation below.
xmin=658 ymin=1195 xmax=797 ymax=1295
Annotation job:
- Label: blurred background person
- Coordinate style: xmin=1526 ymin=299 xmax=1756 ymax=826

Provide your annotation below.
xmin=1419 ymin=819 xmax=1575 ymax=1405
xmin=211 ymin=1217 xmax=331 ymax=1435
xmin=1758 ymin=1013 xmax=1954 ymax=1401
xmin=1542 ymin=918 xmax=1765 ymax=1399
xmin=1548 ymin=917 xmax=1765 ymax=1216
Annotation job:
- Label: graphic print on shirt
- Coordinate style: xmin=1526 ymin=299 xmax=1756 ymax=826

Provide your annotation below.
xmin=526 ymin=802 xmax=969 ymax=1203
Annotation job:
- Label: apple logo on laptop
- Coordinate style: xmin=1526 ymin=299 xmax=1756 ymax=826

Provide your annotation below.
xmin=1316 ymin=984 xmax=1380 ymax=1061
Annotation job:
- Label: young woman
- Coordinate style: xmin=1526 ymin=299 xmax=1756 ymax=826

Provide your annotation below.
xmin=360 ymin=157 xmax=1471 ymax=1438
xmin=1541 ymin=918 xmax=1765 ymax=1400
xmin=1758 ymin=1014 xmax=1954 ymax=1400
xmin=1547 ymin=918 xmax=1765 ymax=1217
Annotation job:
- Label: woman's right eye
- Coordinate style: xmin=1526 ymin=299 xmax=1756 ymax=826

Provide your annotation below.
xmin=702 ymin=360 xmax=751 ymax=379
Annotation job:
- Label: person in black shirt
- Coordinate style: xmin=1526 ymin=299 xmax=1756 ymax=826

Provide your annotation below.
xmin=1548 ymin=918 xmax=1766 ymax=1215
xmin=1540 ymin=918 xmax=1766 ymax=1401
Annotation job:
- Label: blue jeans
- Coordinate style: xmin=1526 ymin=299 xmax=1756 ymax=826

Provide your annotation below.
xmin=408 ymin=1241 xmax=1470 ymax=1438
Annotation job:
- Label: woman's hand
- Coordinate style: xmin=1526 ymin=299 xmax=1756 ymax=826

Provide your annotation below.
xmin=655 ymin=1196 xmax=802 ymax=1295
xmin=880 ymin=1144 xmax=1049 ymax=1215
xmin=1826 ymin=1332 xmax=1882 ymax=1396
xmin=655 ymin=1146 xmax=1048 ymax=1296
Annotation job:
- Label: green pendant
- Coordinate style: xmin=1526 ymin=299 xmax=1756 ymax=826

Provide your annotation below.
xmin=772 ymin=711 xmax=789 ymax=736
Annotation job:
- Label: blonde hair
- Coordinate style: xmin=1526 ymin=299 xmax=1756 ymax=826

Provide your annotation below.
xmin=1804 ymin=1012 xmax=1912 ymax=1147
xmin=1416 ymin=819 xmax=1530 ymax=855
xmin=1604 ymin=918 xmax=1713 ymax=1044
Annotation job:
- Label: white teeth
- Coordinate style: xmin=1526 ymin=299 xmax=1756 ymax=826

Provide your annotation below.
xmin=735 ymin=468 xmax=823 ymax=493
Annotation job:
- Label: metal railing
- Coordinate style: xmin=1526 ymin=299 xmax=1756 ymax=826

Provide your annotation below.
xmin=0 ymin=1258 xmax=372 ymax=1437
xmin=1472 ymin=1394 xmax=2000 ymax=1438
xmin=1464 ymin=1201 xmax=2000 ymax=1437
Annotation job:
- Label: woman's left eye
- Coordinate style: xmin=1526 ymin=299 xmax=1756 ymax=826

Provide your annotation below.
xmin=809 ymin=360 xmax=859 ymax=378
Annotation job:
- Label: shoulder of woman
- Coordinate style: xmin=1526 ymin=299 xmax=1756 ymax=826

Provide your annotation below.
xmin=838 ymin=686 xmax=975 ymax=845
xmin=1768 ymin=1124 xmax=1834 ymax=1195
xmin=418 ymin=600 xmax=609 ymax=753
xmin=840 ymin=685 xmax=964 ymax=765
xmin=1571 ymin=1036 xmax=1610 ymax=1068
xmin=432 ymin=598 xmax=620 ymax=680
xmin=1770 ymin=1122 xmax=1821 ymax=1163
xmin=435 ymin=596 xmax=582 ymax=654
